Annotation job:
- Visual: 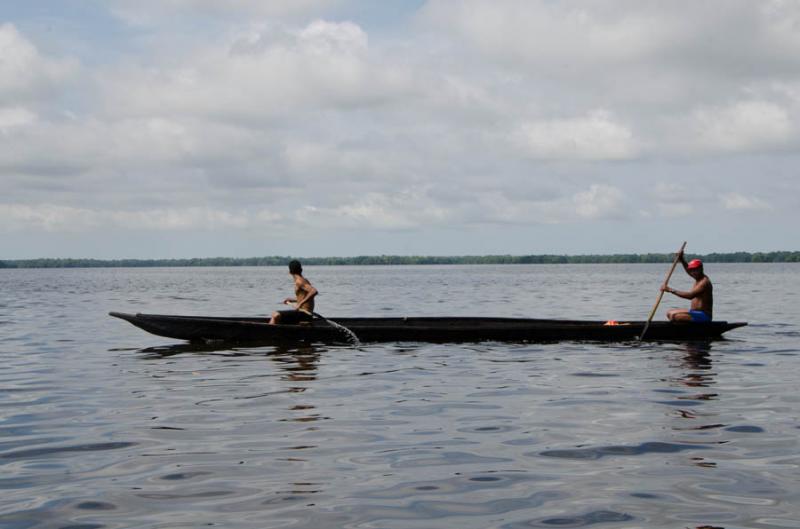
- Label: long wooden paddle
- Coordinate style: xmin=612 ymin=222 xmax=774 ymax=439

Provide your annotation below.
xmin=639 ymin=241 xmax=687 ymax=341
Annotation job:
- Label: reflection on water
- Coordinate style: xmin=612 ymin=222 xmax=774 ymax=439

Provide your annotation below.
xmin=668 ymin=342 xmax=722 ymax=474
xmin=1 ymin=264 xmax=799 ymax=528
xmin=139 ymin=342 xmax=323 ymax=384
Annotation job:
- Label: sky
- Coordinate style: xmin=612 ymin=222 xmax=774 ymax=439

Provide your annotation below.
xmin=2 ymin=0 xmax=799 ymax=259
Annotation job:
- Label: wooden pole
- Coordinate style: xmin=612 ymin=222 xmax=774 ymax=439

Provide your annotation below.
xmin=639 ymin=241 xmax=687 ymax=341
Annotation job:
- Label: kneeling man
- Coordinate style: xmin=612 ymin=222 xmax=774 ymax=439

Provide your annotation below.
xmin=661 ymin=251 xmax=713 ymax=323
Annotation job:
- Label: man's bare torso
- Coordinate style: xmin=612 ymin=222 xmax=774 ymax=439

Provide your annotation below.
xmin=691 ymin=276 xmax=713 ymax=316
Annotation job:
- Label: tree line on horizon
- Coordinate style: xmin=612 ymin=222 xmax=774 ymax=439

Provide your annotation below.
xmin=1 ymin=251 xmax=800 ymax=268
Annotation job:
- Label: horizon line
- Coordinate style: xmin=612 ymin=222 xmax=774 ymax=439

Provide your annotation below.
xmin=2 ymin=251 xmax=800 ymax=268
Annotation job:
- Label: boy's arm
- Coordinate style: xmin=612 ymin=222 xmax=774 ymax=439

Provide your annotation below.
xmin=295 ymin=279 xmax=318 ymax=309
xmin=302 ymin=285 xmax=319 ymax=304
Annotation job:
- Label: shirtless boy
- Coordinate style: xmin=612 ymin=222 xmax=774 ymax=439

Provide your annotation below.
xmin=269 ymin=260 xmax=318 ymax=325
xmin=661 ymin=251 xmax=713 ymax=323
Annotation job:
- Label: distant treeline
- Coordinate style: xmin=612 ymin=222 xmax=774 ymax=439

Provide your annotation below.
xmin=1 ymin=252 xmax=800 ymax=269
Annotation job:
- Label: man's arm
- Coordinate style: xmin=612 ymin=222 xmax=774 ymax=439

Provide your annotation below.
xmin=663 ymin=277 xmax=709 ymax=300
xmin=677 ymin=249 xmax=690 ymax=275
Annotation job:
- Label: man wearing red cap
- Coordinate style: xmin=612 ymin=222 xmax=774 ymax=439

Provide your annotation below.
xmin=661 ymin=250 xmax=713 ymax=323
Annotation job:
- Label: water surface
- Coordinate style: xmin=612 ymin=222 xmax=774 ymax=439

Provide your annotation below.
xmin=0 ymin=264 xmax=798 ymax=528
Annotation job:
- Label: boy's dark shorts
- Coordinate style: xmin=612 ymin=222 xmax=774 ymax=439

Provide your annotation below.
xmin=276 ymin=310 xmax=314 ymax=325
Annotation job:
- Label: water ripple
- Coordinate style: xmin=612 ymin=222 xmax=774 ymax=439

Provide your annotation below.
xmin=538 ymin=441 xmax=710 ymax=460
xmin=504 ymin=509 xmax=635 ymax=528
xmin=344 ymin=490 xmax=565 ymax=523
xmin=0 ymin=442 xmax=137 ymax=462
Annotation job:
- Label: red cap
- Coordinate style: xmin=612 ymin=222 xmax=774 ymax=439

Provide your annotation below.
xmin=687 ymin=259 xmax=703 ymax=270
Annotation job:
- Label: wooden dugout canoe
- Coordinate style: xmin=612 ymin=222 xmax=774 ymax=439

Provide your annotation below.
xmin=109 ymin=312 xmax=747 ymax=344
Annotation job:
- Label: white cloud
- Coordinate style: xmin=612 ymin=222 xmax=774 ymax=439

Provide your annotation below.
xmin=298 ymin=19 xmax=367 ymax=53
xmin=657 ymin=203 xmax=694 ymax=218
xmin=0 ymin=106 xmax=36 ymax=131
xmin=721 ymin=193 xmax=770 ymax=210
xmin=0 ymin=204 xmax=276 ymax=232
xmin=421 ymin=1 xmax=800 ymax=79
xmin=98 ymin=20 xmax=411 ymax=123
xmin=0 ymin=24 xmax=76 ymax=102
xmin=312 ymin=189 xmax=451 ymax=230
xmin=690 ymin=100 xmax=793 ymax=153
xmin=653 ymin=182 xmax=689 ymax=198
xmin=108 ymin=0 xmax=337 ymax=26
xmin=573 ymin=184 xmax=626 ymax=219
xmin=2 ymin=4 xmax=800 ymax=255
xmin=467 ymin=184 xmax=627 ymax=225
xmin=421 ymin=0 xmax=800 ymax=158
xmin=649 ymin=183 xmax=694 ymax=217
xmin=0 ymin=204 xmax=99 ymax=232
xmin=283 ymin=141 xmax=389 ymax=181
xmin=0 ymin=109 xmax=282 ymax=187
xmin=421 ymin=0 xmax=679 ymax=70
xmin=515 ymin=110 xmax=637 ymax=160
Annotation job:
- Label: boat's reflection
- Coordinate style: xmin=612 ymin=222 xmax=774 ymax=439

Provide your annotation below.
xmin=136 ymin=341 xmax=324 ymax=383
xmin=131 ymin=341 xmax=336 ymax=500
xmin=138 ymin=340 xmax=321 ymax=356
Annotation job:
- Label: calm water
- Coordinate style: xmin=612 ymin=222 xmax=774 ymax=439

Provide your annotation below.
xmin=0 ymin=264 xmax=798 ymax=529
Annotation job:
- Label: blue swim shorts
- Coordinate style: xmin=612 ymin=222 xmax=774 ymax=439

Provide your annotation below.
xmin=688 ymin=310 xmax=712 ymax=323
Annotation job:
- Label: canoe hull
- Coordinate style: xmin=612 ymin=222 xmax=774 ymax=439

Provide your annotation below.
xmin=110 ymin=312 xmax=747 ymax=344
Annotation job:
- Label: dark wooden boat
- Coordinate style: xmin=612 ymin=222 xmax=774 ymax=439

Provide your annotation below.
xmin=109 ymin=312 xmax=747 ymax=344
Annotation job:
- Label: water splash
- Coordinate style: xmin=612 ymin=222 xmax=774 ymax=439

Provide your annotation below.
xmin=317 ymin=314 xmax=360 ymax=345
